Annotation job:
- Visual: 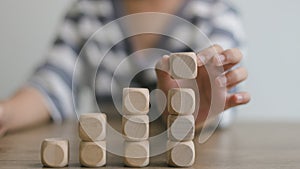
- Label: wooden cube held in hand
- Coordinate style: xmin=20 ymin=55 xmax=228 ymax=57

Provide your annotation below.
xmin=79 ymin=113 xmax=106 ymax=141
xmin=122 ymin=115 xmax=149 ymax=141
xmin=169 ymin=52 xmax=198 ymax=79
xmin=122 ymin=88 xmax=149 ymax=115
xmin=167 ymin=141 xmax=195 ymax=167
xmin=80 ymin=141 xmax=106 ymax=167
xmin=168 ymin=115 xmax=195 ymax=141
xmin=168 ymin=88 xmax=195 ymax=115
xmin=41 ymin=138 xmax=69 ymax=168
xmin=124 ymin=141 xmax=149 ymax=167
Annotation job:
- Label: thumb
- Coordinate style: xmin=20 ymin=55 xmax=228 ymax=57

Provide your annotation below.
xmin=155 ymin=55 xmax=171 ymax=80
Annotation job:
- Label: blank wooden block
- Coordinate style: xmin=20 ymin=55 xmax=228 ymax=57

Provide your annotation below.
xmin=122 ymin=115 xmax=149 ymax=141
xmin=122 ymin=88 xmax=149 ymax=115
xmin=41 ymin=138 xmax=69 ymax=168
xmin=168 ymin=115 xmax=195 ymax=141
xmin=124 ymin=141 xmax=149 ymax=167
xmin=80 ymin=141 xmax=106 ymax=167
xmin=79 ymin=113 xmax=106 ymax=141
xmin=167 ymin=141 xmax=195 ymax=167
xmin=169 ymin=52 xmax=198 ymax=79
xmin=168 ymin=88 xmax=195 ymax=115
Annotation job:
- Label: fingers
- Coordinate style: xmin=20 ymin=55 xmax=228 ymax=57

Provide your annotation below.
xmin=213 ymin=48 xmax=243 ymax=70
xmin=196 ymin=44 xmax=224 ymax=66
xmin=226 ymin=92 xmax=251 ymax=109
xmin=215 ymin=67 xmax=248 ymax=88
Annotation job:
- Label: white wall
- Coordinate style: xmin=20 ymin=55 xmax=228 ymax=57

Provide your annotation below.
xmin=0 ymin=0 xmax=299 ymax=121
xmin=231 ymin=0 xmax=300 ymax=121
xmin=0 ymin=0 xmax=72 ymax=98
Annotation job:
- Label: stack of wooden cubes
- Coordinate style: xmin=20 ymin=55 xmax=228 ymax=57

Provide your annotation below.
xmin=167 ymin=52 xmax=197 ymax=167
xmin=78 ymin=113 xmax=107 ymax=167
xmin=122 ymin=88 xmax=150 ymax=167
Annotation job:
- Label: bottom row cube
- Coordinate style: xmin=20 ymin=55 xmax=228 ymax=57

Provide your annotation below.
xmin=124 ymin=141 xmax=149 ymax=167
xmin=41 ymin=138 xmax=69 ymax=168
xmin=41 ymin=139 xmax=195 ymax=168
xmin=167 ymin=141 xmax=195 ymax=167
xmin=79 ymin=141 xmax=106 ymax=167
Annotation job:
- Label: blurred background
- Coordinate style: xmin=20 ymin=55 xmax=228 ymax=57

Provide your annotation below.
xmin=0 ymin=0 xmax=299 ymax=122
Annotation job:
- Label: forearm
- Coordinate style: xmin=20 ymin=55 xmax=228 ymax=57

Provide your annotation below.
xmin=1 ymin=87 xmax=51 ymax=132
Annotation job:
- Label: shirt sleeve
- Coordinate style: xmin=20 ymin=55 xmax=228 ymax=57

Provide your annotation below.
xmin=208 ymin=0 xmax=246 ymax=50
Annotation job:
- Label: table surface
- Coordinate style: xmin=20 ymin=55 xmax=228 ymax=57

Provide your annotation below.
xmin=0 ymin=115 xmax=299 ymax=169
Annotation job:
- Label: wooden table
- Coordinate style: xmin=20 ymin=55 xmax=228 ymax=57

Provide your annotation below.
xmin=0 ymin=117 xmax=299 ymax=169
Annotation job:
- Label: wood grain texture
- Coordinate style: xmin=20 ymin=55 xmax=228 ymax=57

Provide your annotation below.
xmin=168 ymin=115 xmax=195 ymax=141
xmin=79 ymin=141 xmax=106 ymax=167
xmin=124 ymin=141 xmax=149 ymax=167
xmin=166 ymin=141 xmax=195 ymax=167
xmin=41 ymin=138 xmax=69 ymax=168
xmin=168 ymin=88 xmax=195 ymax=115
xmin=78 ymin=113 xmax=106 ymax=141
xmin=122 ymin=88 xmax=149 ymax=115
xmin=169 ymin=52 xmax=197 ymax=79
xmin=122 ymin=115 xmax=149 ymax=141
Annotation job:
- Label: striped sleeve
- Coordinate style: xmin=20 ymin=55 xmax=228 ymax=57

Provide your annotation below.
xmin=27 ymin=1 xmax=86 ymax=122
xmin=208 ymin=0 xmax=246 ymax=50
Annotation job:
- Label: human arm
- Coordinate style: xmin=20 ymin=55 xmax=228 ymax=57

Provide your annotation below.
xmin=0 ymin=87 xmax=50 ymax=135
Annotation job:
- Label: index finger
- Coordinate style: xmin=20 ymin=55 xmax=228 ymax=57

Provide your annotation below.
xmin=196 ymin=44 xmax=224 ymax=66
xmin=213 ymin=48 xmax=243 ymax=67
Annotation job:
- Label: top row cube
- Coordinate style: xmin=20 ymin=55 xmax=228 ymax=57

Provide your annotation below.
xmin=169 ymin=52 xmax=198 ymax=79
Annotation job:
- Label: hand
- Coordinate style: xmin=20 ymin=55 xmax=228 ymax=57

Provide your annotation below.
xmin=155 ymin=45 xmax=251 ymax=129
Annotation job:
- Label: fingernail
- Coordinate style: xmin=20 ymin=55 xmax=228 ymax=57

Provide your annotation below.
xmin=235 ymin=94 xmax=243 ymax=103
xmin=216 ymin=76 xmax=227 ymax=87
xmin=216 ymin=54 xmax=226 ymax=66
xmin=220 ymin=54 xmax=226 ymax=61
xmin=163 ymin=55 xmax=170 ymax=59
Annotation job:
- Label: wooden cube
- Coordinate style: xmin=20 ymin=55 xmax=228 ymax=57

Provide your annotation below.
xmin=169 ymin=52 xmax=198 ymax=79
xmin=167 ymin=141 xmax=195 ymax=167
xmin=79 ymin=113 xmax=106 ymax=141
xmin=168 ymin=115 xmax=195 ymax=141
xmin=168 ymin=88 xmax=195 ymax=115
xmin=124 ymin=141 xmax=149 ymax=167
xmin=122 ymin=115 xmax=149 ymax=141
xmin=41 ymin=138 xmax=69 ymax=168
xmin=80 ymin=141 xmax=106 ymax=167
xmin=122 ymin=88 xmax=149 ymax=115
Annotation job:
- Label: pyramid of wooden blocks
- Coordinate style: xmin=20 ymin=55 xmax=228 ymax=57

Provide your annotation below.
xmin=167 ymin=141 xmax=195 ymax=167
xmin=122 ymin=88 xmax=150 ymax=167
xmin=79 ymin=113 xmax=107 ymax=167
xmin=123 ymin=88 xmax=149 ymax=115
xmin=41 ymin=138 xmax=69 ymax=168
xmin=168 ymin=88 xmax=195 ymax=115
xmin=169 ymin=52 xmax=198 ymax=79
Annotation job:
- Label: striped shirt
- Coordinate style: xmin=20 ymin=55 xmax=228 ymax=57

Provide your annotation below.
xmin=27 ymin=0 xmax=245 ymax=124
